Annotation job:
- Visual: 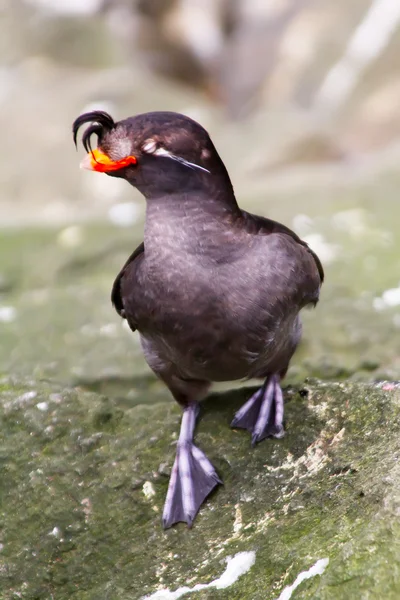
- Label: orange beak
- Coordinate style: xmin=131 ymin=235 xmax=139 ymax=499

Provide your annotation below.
xmin=80 ymin=148 xmax=137 ymax=172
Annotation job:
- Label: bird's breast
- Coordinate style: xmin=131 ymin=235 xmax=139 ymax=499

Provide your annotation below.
xmin=125 ymin=251 xmax=301 ymax=381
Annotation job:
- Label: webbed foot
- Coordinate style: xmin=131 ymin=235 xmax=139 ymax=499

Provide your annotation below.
xmin=231 ymin=374 xmax=284 ymax=446
xmin=162 ymin=404 xmax=221 ymax=529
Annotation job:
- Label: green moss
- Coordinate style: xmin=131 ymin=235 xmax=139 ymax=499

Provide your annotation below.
xmin=1 ymin=379 xmax=400 ymax=598
xmin=0 ymin=217 xmax=400 ymax=598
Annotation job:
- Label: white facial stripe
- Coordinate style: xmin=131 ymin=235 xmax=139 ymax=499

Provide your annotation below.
xmin=152 ymin=146 xmax=210 ymax=174
xmin=178 ymin=158 xmax=210 ymax=174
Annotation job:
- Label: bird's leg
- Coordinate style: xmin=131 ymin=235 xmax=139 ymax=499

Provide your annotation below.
xmin=231 ymin=374 xmax=285 ymax=446
xmin=162 ymin=403 xmax=222 ymax=529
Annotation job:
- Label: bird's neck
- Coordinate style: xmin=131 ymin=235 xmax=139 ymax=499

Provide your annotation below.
xmin=143 ymin=192 xmax=242 ymax=262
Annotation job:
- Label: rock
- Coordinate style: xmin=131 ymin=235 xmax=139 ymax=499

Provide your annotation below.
xmin=1 ymin=376 xmax=400 ymax=598
xmin=2 ymin=3 xmax=400 ymax=596
xmin=0 ymin=156 xmax=400 ymax=600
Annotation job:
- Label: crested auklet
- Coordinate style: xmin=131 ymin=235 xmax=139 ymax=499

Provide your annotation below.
xmin=72 ymin=110 xmax=324 ymax=529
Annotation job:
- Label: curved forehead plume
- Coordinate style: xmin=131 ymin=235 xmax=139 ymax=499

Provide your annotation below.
xmin=72 ymin=111 xmax=115 ymax=154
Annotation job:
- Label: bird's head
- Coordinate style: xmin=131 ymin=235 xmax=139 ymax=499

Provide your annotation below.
xmin=72 ymin=110 xmax=234 ymax=200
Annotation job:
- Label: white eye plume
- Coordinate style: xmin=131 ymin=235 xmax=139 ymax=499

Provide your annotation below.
xmin=142 ymin=138 xmax=158 ymax=154
xmin=142 ymin=139 xmax=210 ymax=174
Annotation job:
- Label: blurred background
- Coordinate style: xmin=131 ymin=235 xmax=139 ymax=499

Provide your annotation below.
xmin=1 ymin=0 xmax=400 ymax=398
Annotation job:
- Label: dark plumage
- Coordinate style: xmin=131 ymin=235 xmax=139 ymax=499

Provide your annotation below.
xmin=72 ymin=110 xmax=324 ymax=528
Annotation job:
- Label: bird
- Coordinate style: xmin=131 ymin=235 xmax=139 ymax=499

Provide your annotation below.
xmin=72 ymin=110 xmax=324 ymax=529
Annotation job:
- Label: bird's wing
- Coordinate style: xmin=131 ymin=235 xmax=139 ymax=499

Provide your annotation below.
xmin=241 ymin=211 xmax=324 ymax=284
xmin=111 ymin=242 xmax=144 ymax=329
xmin=241 ymin=211 xmax=323 ymax=308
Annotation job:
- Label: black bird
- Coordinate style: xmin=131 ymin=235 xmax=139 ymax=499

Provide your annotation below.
xmin=72 ymin=110 xmax=324 ymax=529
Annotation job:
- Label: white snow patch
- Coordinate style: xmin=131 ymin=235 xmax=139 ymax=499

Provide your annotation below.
xmin=108 ymin=202 xmax=141 ymax=227
xmin=373 ymin=284 xmax=400 ymax=310
xmin=0 ymin=306 xmax=16 ymax=323
xmin=142 ymin=551 xmax=256 ymax=599
xmin=277 ymin=558 xmax=329 ymax=600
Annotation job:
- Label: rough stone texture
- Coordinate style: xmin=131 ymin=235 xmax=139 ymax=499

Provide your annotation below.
xmin=2 ymin=376 xmax=400 ymax=599
xmin=2 ymin=2 xmax=400 ymax=598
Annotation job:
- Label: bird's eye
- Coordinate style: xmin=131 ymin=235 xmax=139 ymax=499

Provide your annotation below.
xmin=142 ymin=139 xmax=158 ymax=154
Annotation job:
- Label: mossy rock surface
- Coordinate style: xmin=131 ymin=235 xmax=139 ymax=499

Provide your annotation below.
xmin=1 ymin=377 xmax=400 ymax=599
xmin=1 ymin=223 xmax=400 ymax=599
